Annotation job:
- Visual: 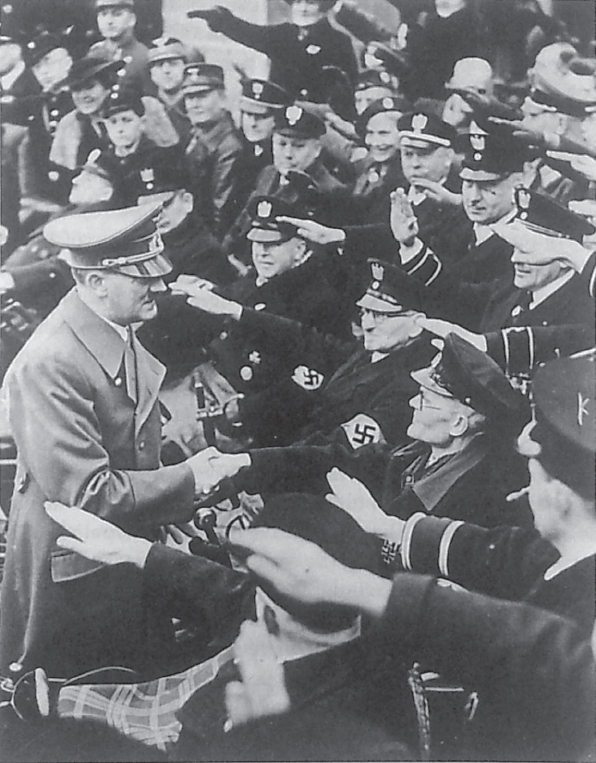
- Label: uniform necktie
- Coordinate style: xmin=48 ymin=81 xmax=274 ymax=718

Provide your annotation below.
xmin=125 ymin=326 xmax=138 ymax=403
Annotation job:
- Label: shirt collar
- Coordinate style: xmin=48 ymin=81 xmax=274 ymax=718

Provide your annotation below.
xmin=76 ymin=288 xmax=129 ymax=341
xmin=530 ymin=269 xmax=575 ymax=309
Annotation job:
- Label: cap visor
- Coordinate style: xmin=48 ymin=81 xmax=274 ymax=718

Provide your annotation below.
xmin=459 ymin=167 xmax=505 ymax=181
xmin=400 ymin=133 xmax=450 ymax=148
xmin=246 ymin=227 xmax=287 ymax=243
xmin=411 ymin=366 xmax=453 ymax=397
xmin=116 ymin=253 xmax=173 ymax=278
xmin=356 ymin=292 xmax=404 ymax=313
xmin=137 ymin=190 xmax=176 ymax=206
xmin=241 ymin=98 xmax=275 ymax=115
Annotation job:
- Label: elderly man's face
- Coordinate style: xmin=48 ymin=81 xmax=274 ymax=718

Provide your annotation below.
xmin=360 ymin=308 xmax=418 ymax=353
xmin=511 ymin=248 xmax=566 ymax=291
xmin=272 ymin=133 xmax=321 ymax=174
xmin=365 ymin=112 xmax=401 ymax=163
xmin=150 ymin=58 xmax=185 ymax=94
xmin=461 ymin=174 xmax=517 ymax=224
xmin=401 ymin=143 xmax=453 ymax=184
xmin=97 ymin=7 xmax=136 ymax=41
xmin=407 ymin=384 xmax=469 ymax=445
xmin=242 ymin=109 xmax=276 ymax=144
xmin=251 ymin=236 xmax=306 ymax=281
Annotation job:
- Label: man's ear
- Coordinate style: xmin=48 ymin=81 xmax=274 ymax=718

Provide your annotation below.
xmin=86 ymin=270 xmax=108 ymax=297
xmin=182 ymin=191 xmax=194 ymax=213
xmin=449 ymin=412 xmax=469 ymax=438
xmin=292 ymin=237 xmax=310 ymax=266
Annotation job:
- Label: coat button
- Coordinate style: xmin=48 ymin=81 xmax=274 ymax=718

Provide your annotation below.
xmin=138 ymin=441 xmax=145 ymax=450
xmin=115 ymin=377 xmax=123 ymax=387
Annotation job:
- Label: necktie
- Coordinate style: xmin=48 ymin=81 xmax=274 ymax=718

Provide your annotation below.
xmin=125 ymin=327 xmax=138 ymax=403
xmin=510 ymin=291 xmax=532 ymax=325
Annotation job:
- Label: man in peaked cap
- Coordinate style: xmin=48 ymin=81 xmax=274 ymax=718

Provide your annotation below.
xmin=226 ymin=352 xmax=595 ymax=762
xmin=182 ymin=62 xmax=243 ymax=240
xmin=188 ymin=0 xmax=357 ymax=103
xmin=232 ymin=79 xmax=292 ymax=214
xmin=147 ymin=36 xmax=190 ymax=142
xmin=390 ymin=182 xmax=595 ymax=337
xmin=0 ymin=203 xmax=234 ymax=682
xmin=171 ymin=256 xmax=435 ymax=453
xmin=223 ymin=102 xmax=348 ymax=264
xmin=89 ymin=0 xmax=151 ymax=93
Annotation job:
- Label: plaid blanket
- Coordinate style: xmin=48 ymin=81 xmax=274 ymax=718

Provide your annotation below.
xmin=57 ymin=646 xmax=234 ymax=752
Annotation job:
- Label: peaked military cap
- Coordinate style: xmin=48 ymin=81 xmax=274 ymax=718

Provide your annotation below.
xmin=182 ymin=63 xmax=225 ymax=95
xmin=103 ymin=85 xmax=144 ymax=118
xmin=530 ymin=350 xmax=595 ymax=499
xmin=64 ymin=54 xmax=125 ymax=90
xmin=460 ymin=121 xmax=527 ymax=180
xmin=412 ymin=334 xmax=524 ymax=419
xmin=398 ymin=110 xmax=456 ymax=148
xmin=356 ymin=258 xmax=423 ymax=314
xmin=148 ymin=36 xmax=187 ymax=65
xmin=241 ymin=78 xmax=290 ymax=114
xmin=356 ymin=68 xmax=396 ymax=92
xmin=135 ymin=153 xmax=191 ymax=203
xmin=246 ymin=195 xmax=306 ymax=243
xmin=23 ymin=29 xmax=68 ymax=66
xmin=514 ymin=187 xmax=595 ymax=242
xmin=356 ymin=96 xmax=411 ymax=138
xmin=281 ymin=0 xmax=335 ymax=8
xmin=274 ymin=104 xmax=326 ymax=139
xmin=44 ymin=202 xmax=172 ymax=278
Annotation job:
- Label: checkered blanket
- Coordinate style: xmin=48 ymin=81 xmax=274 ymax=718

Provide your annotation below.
xmin=57 ymin=646 xmax=234 ymax=752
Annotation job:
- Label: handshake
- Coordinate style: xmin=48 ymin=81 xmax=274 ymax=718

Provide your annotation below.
xmin=186 ymin=447 xmax=251 ymax=498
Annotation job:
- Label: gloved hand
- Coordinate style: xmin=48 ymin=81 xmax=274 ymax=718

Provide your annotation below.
xmin=187 ymin=5 xmax=232 ymax=32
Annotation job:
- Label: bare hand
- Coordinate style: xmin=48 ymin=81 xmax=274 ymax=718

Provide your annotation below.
xmin=417 ymin=318 xmax=487 ymax=351
xmin=0 ymin=271 xmax=15 ymax=295
xmin=325 ymin=468 xmax=397 ymax=537
xmin=549 ymin=152 xmax=596 ymax=182
xmin=169 ymin=276 xmax=241 ymax=317
xmin=275 ymin=216 xmax=345 ymax=246
xmin=225 ymin=619 xmax=290 ymax=728
xmin=389 ymin=188 xmax=419 ymax=247
xmin=410 ymin=178 xmax=462 ymax=207
xmin=491 ymin=219 xmax=592 ymax=272
xmin=45 ymin=502 xmax=151 ymax=568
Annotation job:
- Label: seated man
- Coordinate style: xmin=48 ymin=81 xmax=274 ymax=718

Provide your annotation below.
xmin=182 ymin=334 xmax=530 ymax=529
xmin=172 ymin=258 xmax=436 ymax=450
xmin=228 ymin=350 xmax=596 ymax=762
xmin=6 ymin=497 xmax=415 ymax=762
xmin=223 ymin=103 xmax=349 ymax=265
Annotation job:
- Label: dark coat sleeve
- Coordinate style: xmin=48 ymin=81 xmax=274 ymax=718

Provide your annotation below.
xmin=374 ymin=573 xmax=596 ymax=761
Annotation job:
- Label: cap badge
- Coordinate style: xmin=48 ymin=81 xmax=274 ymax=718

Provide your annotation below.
xmin=517 ymin=188 xmax=531 ymax=210
xmin=140 ymin=167 xmax=154 ymax=184
xmin=470 ymin=133 xmax=485 ymax=152
xmin=253 ymin=81 xmax=264 ymax=95
xmin=286 ymin=105 xmax=303 ymax=125
xmin=240 ymin=366 xmax=253 ymax=382
xmin=371 ymin=262 xmax=384 ymax=281
xmin=257 ymin=199 xmax=273 ymax=219
xmin=411 ymin=113 xmax=428 ymax=133
xmin=306 ymin=44 xmax=321 ymax=55
xmin=577 ymin=392 xmax=590 ymax=426
xmin=382 ymin=97 xmax=394 ymax=109
xmin=380 ymin=71 xmax=390 ymax=84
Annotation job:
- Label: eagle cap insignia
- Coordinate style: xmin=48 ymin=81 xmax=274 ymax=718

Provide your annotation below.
xmin=411 ymin=113 xmax=428 ymax=133
xmin=257 ymin=200 xmax=273 ymax=219
xmin=253 ymin=81 xmax=264 ymax=95
xmin=371 ymin=262 xmax=384 ymax=281
xmin=470 ymin=133 xmax=485 ymax=151
xmin=517 ymin=188 xmax=531 ymax=210
xmin=140 ymin=167 xmax=155 ymax=183
xmin=286 ymin=105 xmax=303 ymax=125
xmin=382 ymin=97 xmax=394 ymax=109
xmin=380 ymin=71 xmax=390 ymax=84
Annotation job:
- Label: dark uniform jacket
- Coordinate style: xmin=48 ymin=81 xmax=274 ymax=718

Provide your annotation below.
xmin=375 ymin=571 xmax=595 ymax=761
xmin=350 ymin=155 xmax=405 ymax=225
xmin=209 ymin=14 xmax=357 ymax=98
xmin=0 ymin=66 xmax=41 ymax=127
xmin=210 ymin=254 xmax=350 ymax=397
xmin=227 ymin=135 xmax=274 ymax=222
xmin=384 ymin=514 xmax=596 ymax=759
xmin=400 ymin=240 xmax=595 ymax=333
xmin=0 ymin=290 xmax=196 ymax=679
xmin=223 ymin=160 xmax=350 ymax=264
xmin=235 ymin=432 xmax=526 ymax=530
xmin=185 ymin=112 xmax=244 ymax=239
xmin=89 ymin=37 xmax=152 ymax=94
xmin=230 ymin=308 xmax=435 ymax=449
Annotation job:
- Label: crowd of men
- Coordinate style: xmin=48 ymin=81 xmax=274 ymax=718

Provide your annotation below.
xmin=0 ymin=0 xmax=595 ymax=761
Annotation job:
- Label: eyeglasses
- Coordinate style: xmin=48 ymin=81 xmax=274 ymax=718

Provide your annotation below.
xmin=411 ymin=390 xmax=443 ymax=411
xmin=359 ymin=308 xmax=405 ymax=323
